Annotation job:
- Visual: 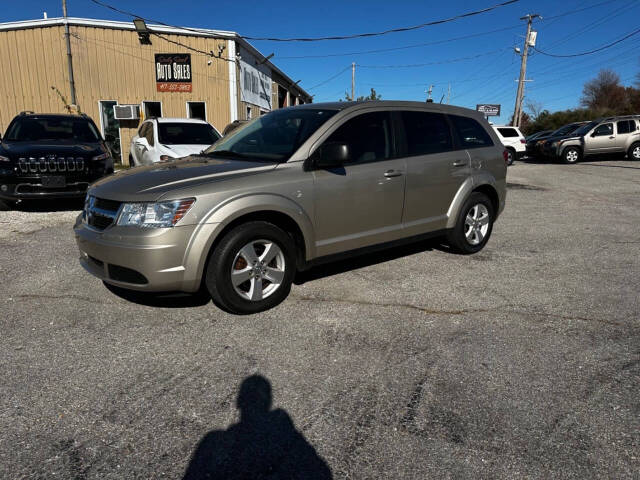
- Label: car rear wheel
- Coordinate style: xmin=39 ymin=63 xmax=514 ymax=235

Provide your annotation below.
xmin=506 ymin=148 xmax=515 ymax=166
xmin=562 ymin=147 xmax=581 ymax=164
xmin=205 ymin=221 xmax=296 ymax=314
xmin=446 ymin=192 xmax=494 ymax=254
xmin=628 ymin=143 xmax=640 ymax=161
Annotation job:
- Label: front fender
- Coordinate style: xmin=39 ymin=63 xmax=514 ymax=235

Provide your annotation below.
xmin=181 ymin=193 xmax=315 ymax=292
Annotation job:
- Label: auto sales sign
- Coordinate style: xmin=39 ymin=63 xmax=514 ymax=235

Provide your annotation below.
xmin=156 ymin=54 xmax=192 ymax=92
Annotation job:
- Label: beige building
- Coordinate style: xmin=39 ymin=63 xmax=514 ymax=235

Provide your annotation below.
xmin=0 ymin=17 xmax=312 ymax=165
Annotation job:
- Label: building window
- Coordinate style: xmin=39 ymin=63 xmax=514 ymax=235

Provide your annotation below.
xmin=246 ymin=106 xmax=252 ymax=120
xmin=187 ymin=102 xmax=206 ymax=121
xmin=142 ymin=101 xmax=162 ymax=119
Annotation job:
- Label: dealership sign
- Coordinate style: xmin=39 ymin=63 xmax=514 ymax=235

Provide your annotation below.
xmin=476 ymin=104 xmax=501 ymax=116
xmin=155 ymin=54 xmax=192 ymax=92
xmin=239 ymin=49 xmax=272 ymax=111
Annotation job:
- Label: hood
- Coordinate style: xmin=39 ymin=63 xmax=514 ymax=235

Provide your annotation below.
xmin=0 ymin=140 xmax=104 ymax=159
xmin=89 ymin=155 xmax=277 ymax=201
xmin=159 ymin=144 xmax=212 ymax=158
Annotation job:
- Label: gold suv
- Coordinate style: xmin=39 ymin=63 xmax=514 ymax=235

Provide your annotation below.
xmin=75 ymin=101 xmax=507 ymax=314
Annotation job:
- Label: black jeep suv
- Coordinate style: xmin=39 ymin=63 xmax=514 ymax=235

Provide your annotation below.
xmin=0 ymin=112 xmax=114 ymax=209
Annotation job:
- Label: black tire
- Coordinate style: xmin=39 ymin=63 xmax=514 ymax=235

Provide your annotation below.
xmin=0 ymin=198 xmax=16 ymax=211
xmin=628 ymin=142 xmax=640 ymax=161
xmin=129 ymin=154 xmax=136 ymax=167
xmin=506 ymin=148 xmax=515 ymax=166
xmin=562 ymin=146 xmax=581 ymax=164
xmin=446 ymin=192 xmax=495 ymax=255
xmin=205 ymin=221 xmax=296 ymax=314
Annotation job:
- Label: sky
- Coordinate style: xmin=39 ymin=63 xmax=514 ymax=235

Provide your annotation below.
xmin=4 ymin=0 xmax=640 ymax=124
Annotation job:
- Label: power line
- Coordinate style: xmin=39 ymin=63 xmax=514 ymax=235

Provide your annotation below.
xmin=306 ymin=66 xmax=352 ymax=90
xmin=277 ymin=25 xmax=523 ymax=59
xmin=88 ymin=0 xmax=520 ymax=42
xmin=534 ymin=27 xmax=640 ymax=57
xmin=356 ymin=49 xmax=510 ymax=69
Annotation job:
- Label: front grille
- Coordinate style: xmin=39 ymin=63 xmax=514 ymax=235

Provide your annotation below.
xmin=18 ymin=156 xmax=86 ymax=174
xmin=15 ymin=183 xmax=89 ymax=195
xmin=86 ymin=196 xmax=121 ymax=231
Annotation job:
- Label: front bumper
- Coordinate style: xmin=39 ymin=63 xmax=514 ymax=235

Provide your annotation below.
xmin=74 ymin=215 xmax=202 ymax=292
xmin=0 ymin=169 xmax=111 ymax=201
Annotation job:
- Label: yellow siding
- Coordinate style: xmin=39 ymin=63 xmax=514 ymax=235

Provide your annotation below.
xmin=0 ymin=25 xmax=233 ymax=165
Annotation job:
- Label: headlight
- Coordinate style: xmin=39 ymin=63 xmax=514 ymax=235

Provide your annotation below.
xmin=117 ymin=198 xmax=195 ymax=228
xmin=0 ymin=155 xmax=10 ymax=162
xmin=92 ymin=152 xmax=111 ymax=161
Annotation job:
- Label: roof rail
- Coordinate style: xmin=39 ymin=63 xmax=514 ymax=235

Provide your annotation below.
xmin=19 ymin=110 xmax=35 ymax=115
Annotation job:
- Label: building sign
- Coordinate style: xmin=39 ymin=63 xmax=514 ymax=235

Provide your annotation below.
xmin=239 ymin=49 xmax=272 ymax=111
xmin=155 ymin=54 xmax=192 ymax=92
xmin=476 ymin=104 xmax=501 ymax=116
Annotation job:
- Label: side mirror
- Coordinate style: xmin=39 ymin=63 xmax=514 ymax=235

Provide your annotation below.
xmin=315 ymin=142 xmax=350 ymax=169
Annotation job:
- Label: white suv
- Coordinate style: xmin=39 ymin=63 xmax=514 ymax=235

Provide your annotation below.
xmin=491 ymin=125 xmax=526 ymax=165
xmin=129 ymin=118 xmax=221 ymax=166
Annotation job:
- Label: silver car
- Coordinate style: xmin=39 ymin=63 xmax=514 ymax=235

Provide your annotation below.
xmin=75 ymin=101 xmax=507 ymax=314
xmin=549 ymin=116 xmax=640 ymax=164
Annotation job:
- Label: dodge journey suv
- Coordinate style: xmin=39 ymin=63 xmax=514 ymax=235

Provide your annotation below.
xmin=75 ymin=101 xmax=507 ymax=314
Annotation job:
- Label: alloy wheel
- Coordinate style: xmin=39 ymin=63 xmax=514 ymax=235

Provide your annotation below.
xmin=230 ymin=239 xmax=286 ymax=301
xmin=566 ymin=149 xmax=579 ymax=163
xmin=464 ymin=204 xmax=490 ymax=246
xmin=633 ymin=146 xmax=640 ymax=160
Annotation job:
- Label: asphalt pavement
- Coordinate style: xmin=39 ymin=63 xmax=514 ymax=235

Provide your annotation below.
xmin=0 ymin=158 xmax=638 ymax=479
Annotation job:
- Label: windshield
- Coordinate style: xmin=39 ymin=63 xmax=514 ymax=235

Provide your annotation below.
xmin=5 ymin=117 xmax=101 ymax=142
xmin=551 ymin=123 xmax=583 ymax=137
xmin=204 ymin=108 xmax=339 ymax=161
xmin=571 ymin=121 xmax=600 ymax=137
xmin=158 ymin=122 xmax=220 ymax=145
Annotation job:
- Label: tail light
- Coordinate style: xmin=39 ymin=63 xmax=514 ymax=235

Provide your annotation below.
xmin=520 ymin=139 xmax=526 ymax=144
xmin=503 ymin=149 xmax=509 ymax=164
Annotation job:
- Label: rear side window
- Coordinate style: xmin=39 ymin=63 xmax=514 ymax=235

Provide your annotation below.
xmin=450 ymin=115 xmax=494 ymax=148
xmin=497 ymin=127 xmax=519 ymax=138
xmin=617 ymin=120 xmax=636 ymax=134
xmin=400 ymin=111 xmax=452 ymax=156
xmin=324 ymin=111 xmax=392 ymax=165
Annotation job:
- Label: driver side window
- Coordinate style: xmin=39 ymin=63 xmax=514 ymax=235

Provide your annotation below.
xmin=593 ymin=123 xmax=613 ymax=137
xmin=323 ymin=111 xmax=392 ymax=165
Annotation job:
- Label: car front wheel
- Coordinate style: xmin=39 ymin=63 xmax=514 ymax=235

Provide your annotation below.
xmin=562 ymin=147 xmax=581 ymax=164
xmin=205 ymin=221 xmax=296 ymax=314
xmin=446 ymin=192 xmax=494 ymax=254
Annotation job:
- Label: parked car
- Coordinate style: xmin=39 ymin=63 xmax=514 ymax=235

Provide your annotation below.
xmin=547 ymin=116 xmax=640 ymax=164
xmin=537 ymin=122 xmax=590 ymax=158
xmin=0 ymin=112 xmax=114 ymax=210
xmin=524 ymin=129 xmax=553 ymax=158
xmin=75 ymin=101 xmax=507 ymax=314
xmin=129 ymin=118 xmax=221 ymax=166
xmin=491 ymin=125 xmax=526 ymax=165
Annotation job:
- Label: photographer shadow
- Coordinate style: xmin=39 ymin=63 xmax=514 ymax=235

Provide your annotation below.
xmin=183 ymin=375 xmax=332 ymax=480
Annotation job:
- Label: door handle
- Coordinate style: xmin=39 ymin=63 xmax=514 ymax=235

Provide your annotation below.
xmin=452 ymin=160 xmax=467 ymax=167
xmin=384 ymin=170 xmax=403 ymax=178
xmin=609 ymin=136 xmax=615 ymax=139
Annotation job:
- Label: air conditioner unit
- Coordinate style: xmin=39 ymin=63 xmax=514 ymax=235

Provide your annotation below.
xmin=113 ymin=104 xmax=140 ymax=120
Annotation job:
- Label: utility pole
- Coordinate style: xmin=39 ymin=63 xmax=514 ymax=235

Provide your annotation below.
xmin=426 ymin=84 xmax=433 ymax=102
xmin=512 ymin=13 xmax=540 ymax=127
xmin=351 ymin=62 xmax=355 ymax=101
xmin=62 ymin=0 xmax=77 ymax=107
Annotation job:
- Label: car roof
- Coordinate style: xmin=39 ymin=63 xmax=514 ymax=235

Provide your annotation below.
xmin=14 ymin=113 xmax=90 ymax=121
xmin=286 ymin=100 xmax=485 ymax=119
xmin=147 ymin=117 xmax=210 ymax=124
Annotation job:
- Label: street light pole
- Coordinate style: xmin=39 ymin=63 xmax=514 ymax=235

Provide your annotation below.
xmin=512 ymin=14 xmax=539 ymax=127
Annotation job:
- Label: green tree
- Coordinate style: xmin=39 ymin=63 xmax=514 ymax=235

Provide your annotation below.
xmin=342 ymin=88 xmax=382 ymax=102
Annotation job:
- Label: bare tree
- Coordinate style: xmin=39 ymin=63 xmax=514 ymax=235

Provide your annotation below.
xmin=525 ymin=99 xmax=544 ymax=121
xmin=580 ymin=69 xmax=626 ymax=112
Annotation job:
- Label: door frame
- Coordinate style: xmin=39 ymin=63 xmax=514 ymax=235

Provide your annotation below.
xmin=97 ymin=100 xmax=123 ymax=163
